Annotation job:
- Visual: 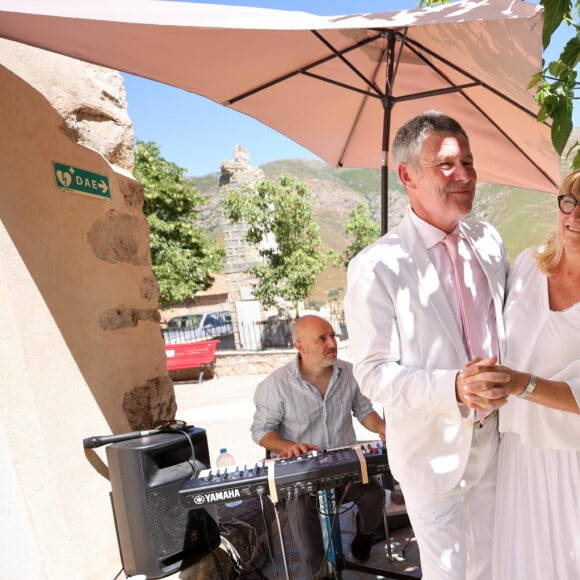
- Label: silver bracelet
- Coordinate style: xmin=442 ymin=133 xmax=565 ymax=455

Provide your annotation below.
xmin=517 ymin=374 xmax=537 ymax=399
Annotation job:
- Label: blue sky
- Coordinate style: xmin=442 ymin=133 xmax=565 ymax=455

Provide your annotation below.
xmin=122 ymin=0 xmax=578 ymax=177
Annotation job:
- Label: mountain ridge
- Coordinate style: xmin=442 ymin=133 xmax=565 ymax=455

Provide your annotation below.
xmin=193 ymin=133 xmax=578 ymax=301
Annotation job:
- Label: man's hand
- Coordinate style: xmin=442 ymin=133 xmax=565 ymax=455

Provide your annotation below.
xmin=361 ymin=410 xmax=386 ymax=442
xmin=277 ymin=443 xmax=320 ymax=459
xmin=378 ymin=422 xmax=386 ymax=443
xmin=456 ymin=356 xmax=510 ymax=411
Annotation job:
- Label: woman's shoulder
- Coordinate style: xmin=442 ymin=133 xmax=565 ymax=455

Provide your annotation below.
xmin=512 ymin=246 xmax=537 ymax=270
xmin=508 ymin=247 xmax=542 ymax=291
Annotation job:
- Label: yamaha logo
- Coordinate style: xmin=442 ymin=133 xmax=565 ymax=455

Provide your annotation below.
xmin=193 ymin=495 xmax=205 ymax=505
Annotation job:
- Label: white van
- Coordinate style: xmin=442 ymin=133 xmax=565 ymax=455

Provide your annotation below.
xmin=162 ymin=310 xmax=233 ymax=345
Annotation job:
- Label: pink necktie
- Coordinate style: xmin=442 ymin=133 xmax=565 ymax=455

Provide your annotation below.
xmin=442 ymin=232 xmax=484 ymax=359
xmin=442 ymin=233 xmax=488 ymax=421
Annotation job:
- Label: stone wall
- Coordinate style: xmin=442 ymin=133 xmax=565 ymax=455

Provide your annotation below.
xmin=216 ymin=349 xmax=297 ymax=376
xmin=215 ymin=341 xmax=352 ymax=376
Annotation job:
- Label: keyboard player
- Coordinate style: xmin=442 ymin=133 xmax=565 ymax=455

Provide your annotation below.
xmin=250 ymin=315 xmax=386 ymax=578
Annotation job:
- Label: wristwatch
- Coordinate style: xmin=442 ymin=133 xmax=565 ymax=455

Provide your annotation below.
xmin=517 ymin=374 xmax=537 ymax=399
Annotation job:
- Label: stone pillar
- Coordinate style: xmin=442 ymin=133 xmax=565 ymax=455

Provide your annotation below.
xmin=0 ymin=40 xmax=174 ymax=579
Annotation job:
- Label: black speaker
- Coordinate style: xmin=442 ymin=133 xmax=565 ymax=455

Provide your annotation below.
xmin=106 ymin=426 xmax=220 ymax=579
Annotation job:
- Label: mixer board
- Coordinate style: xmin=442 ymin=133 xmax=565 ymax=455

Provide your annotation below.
xmin=179 ymin=441 xmax=390 ymax=509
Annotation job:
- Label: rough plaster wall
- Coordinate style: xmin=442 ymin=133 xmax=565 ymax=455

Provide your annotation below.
xmin=0 ymin=219 xmax=119 ymax=579
xmin=3 ymin=40 xmax=135 ymax=171
xmin=0 ymin=39 xmax=175 ymax=579
xmin=0 ymin=40 xmax=176 ymax=431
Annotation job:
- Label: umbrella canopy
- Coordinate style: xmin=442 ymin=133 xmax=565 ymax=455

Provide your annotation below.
xmin=0 ymin=0 xmax=560 ymax=230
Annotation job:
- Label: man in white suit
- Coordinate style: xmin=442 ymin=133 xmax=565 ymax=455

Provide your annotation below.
xmin=344 ymin=111 xmax=511 ymax=579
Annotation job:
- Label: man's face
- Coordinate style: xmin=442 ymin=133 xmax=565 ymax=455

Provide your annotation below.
xmin=295 ymin=319 xmax=337 ymax=369
xmin=399 ymin=131 xmax=477 ymax=233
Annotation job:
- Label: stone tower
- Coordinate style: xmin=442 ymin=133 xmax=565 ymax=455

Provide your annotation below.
xmin=219 ymin=146 xmax=265 ymax=350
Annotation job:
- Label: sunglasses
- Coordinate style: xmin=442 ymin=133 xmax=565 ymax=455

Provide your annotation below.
xmin=557 ymin=194 xmax=580 ymax=215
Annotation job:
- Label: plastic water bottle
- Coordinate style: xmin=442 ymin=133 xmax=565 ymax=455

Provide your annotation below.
xmin=216 ymin=447 xmax=243 ymax=507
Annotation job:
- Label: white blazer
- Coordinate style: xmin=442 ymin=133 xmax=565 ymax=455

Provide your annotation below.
xmin=345 ymin=212 xmax=508 ymax=494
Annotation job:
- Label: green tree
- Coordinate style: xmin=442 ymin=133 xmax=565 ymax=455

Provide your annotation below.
xmin=222 ymin=175 xmax=330 ymax=316
xmin=422 ymin=0 xmax=580 ymax=167
xmin=342 ymin=202 xmax=381 ymax=267
xmin=134 ymin=140 xmax=224 ymax=306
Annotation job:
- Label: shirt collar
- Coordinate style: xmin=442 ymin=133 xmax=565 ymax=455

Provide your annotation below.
xmin=291 ymin=354 xmax=340 ymax=380
xmin=408 ymin=207 xmax=460 ymax=250
xmin=291 ymin=354 xmax=302 ymax=378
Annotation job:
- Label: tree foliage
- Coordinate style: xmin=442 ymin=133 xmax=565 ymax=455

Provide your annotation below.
xmin=423 ymin=0 xmax=580 ymax=168
xmin=533 ymin=0 xmax=580 ymax=166
xmin=342 ymin=202 xmax=381 ymax=267
xmin=222 ymin=175 xmax=331 ymax=314
xmin=134 ymin=140 xmax=224 ymax=306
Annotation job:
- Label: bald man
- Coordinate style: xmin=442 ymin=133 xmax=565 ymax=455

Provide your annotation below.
xmin=251 ymin=315 xmax=386 ymax=578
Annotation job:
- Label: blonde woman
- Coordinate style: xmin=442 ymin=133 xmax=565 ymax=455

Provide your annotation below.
xmin=463 ymin=169 xmax=580 ymax=579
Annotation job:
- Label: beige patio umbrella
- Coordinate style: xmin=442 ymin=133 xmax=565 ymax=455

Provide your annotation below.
xmin=0 ymin=0 xmax=560 ymax=231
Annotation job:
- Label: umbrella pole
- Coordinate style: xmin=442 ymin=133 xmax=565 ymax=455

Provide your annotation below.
xmin=381 ymin=101 xmax=392 ymax=235
xmin=381 ymin=33 xmax=396 ymax=235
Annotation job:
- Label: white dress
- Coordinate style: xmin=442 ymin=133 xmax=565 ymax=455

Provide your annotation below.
xmin=492 ymin=248 xmax=580 ymax=580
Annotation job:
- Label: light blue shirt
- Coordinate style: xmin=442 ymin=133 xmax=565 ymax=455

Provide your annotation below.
xmin=251 ymin=355 xmax=374 ymax=451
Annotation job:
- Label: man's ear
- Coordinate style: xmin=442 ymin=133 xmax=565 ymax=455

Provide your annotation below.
xmin=398 ymin=162 xmax=413 ymax=188
xmin=294 ymin=339 xmax=302 ymax=353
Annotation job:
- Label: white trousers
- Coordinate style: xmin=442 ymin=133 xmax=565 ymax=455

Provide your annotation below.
xmin=402 ymin=415 xmax=499 ymax=580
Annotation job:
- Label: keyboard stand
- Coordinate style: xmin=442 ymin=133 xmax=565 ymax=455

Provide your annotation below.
xmin=272 ymin=500 xmax=292 ymax=580
xmin=318 ymin=489 xmax=421 ymax=579
xmin=317 ymin=489 xmax=344 ymax=576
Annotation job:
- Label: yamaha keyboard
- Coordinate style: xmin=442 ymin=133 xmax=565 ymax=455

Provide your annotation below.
xmin=179 ymin=441 xmax=390 ymax=509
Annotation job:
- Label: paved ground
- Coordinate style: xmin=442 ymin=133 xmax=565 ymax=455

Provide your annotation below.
xmin=174 ymin=374 xmax=421 ymax=579
xmin=174 ymin=373 xmax=268 ymax=465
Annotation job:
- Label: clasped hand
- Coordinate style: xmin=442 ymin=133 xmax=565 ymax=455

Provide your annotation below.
xmin=456 ymin=355 xmax=511 ymax=411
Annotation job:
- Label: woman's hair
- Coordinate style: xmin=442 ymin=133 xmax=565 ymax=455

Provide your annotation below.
xmin=535 ymin=168 xmax=580 ymax=274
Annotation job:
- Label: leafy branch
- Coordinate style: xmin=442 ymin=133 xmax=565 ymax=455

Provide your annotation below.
xmin=531 ymin=0 xmax=580 ymax=166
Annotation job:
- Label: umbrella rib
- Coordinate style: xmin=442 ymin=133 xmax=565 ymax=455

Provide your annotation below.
xmin=338 ymin=43 xmax=391 ymax=168
xmin=311 ymin=30 xmax=384 ymax=97
xmin=301 ymin=70 xmax=382 ymax=99
xmin=458 ymin=91 xmax=559 ymax=188
xmin=404 ymin=36 xmax=543 ymax=121
xmin=398 ymin=40 xmax=556 ymax=187
xmin=225 ymin=68 xmax=303 ymax=105
xmin=388 ymin=28 xmax=407 ymax=97
xmin=392 ymin=83 xmax=480 ymax=103
xmin=225 ymin=31 xmax=382 ymax=106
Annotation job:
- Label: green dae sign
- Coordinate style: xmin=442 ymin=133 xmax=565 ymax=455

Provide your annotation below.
xmin=53 ymin=162 xmax=111 ymax=199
